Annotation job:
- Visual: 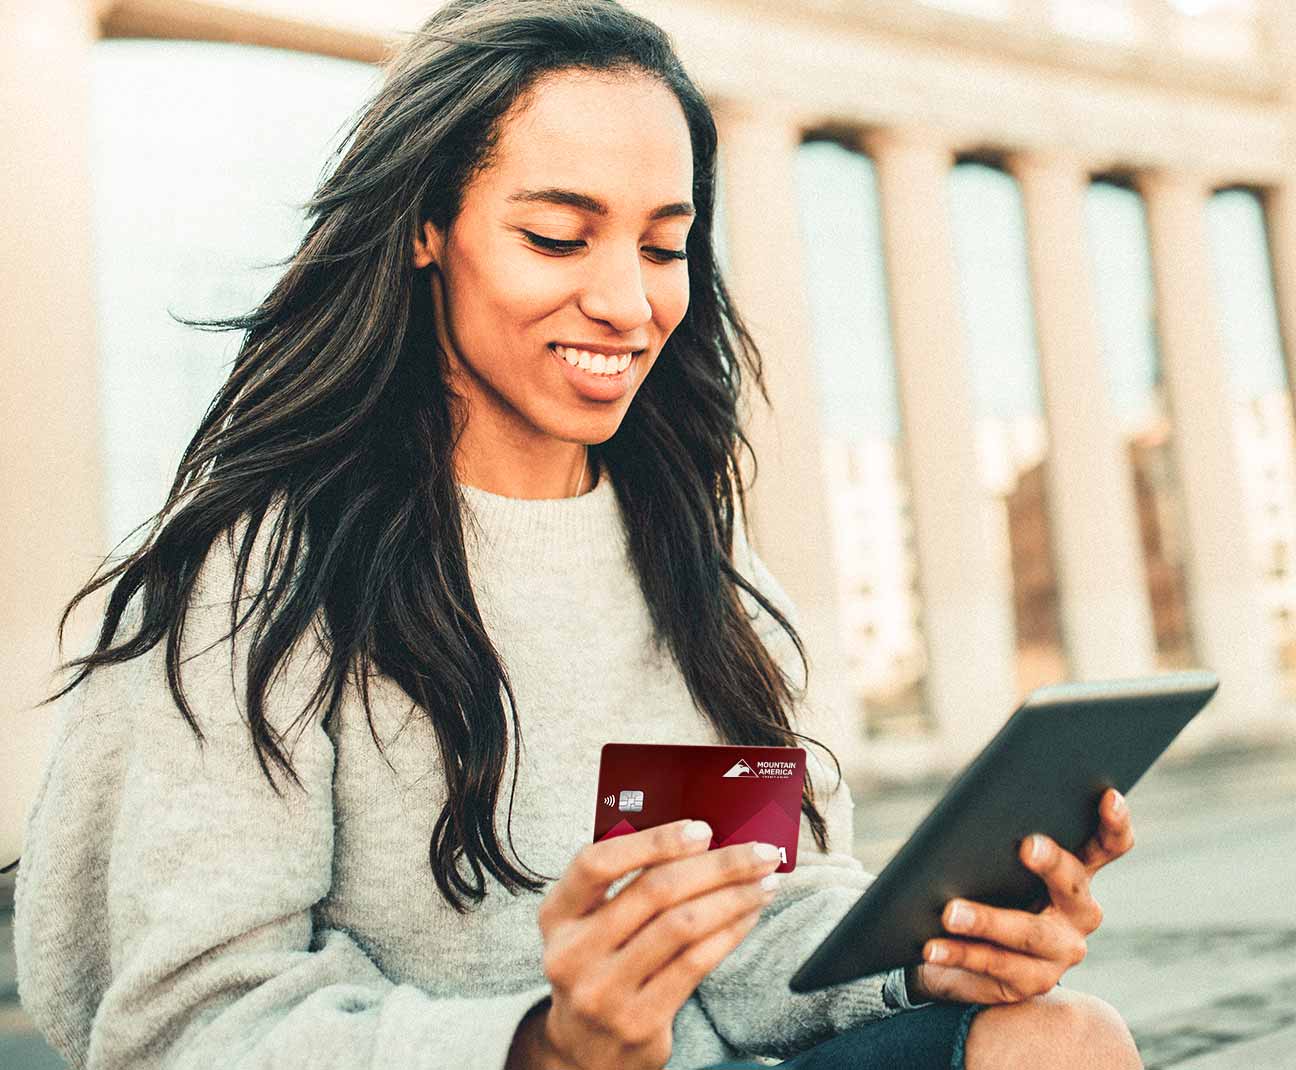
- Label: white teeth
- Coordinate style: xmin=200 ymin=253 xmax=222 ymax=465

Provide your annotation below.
xmin=554 ymin=344 xmax=637 ymax=375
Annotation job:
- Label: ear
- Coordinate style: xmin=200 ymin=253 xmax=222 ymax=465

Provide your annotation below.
xmin=412 ymin=219 xmax=443 ymax=269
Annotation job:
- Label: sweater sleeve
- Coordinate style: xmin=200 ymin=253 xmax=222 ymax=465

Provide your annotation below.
xmin=13 ymin=526 xmax=551 ymax=1070
xmin=691 ymin=524 xmax=904 ymax=1060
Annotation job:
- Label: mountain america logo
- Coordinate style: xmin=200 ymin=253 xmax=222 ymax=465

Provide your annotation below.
xmin=722 ymin=756 xmax=798 ymax=779
xmin=722 ymin=759 xmax=758 ymax=778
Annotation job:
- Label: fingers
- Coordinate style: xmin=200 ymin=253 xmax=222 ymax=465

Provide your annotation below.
xmin=1079 ymin=788 xmax=1135 ymax=870
xmin=914 ymin=959 xmax=1055 ymax=1005
xmin=929 ymin=899 xmax=1086 ymax=969
xmin=922 ymin=938 xmax=1059 ymax=999
xmin=609 ymin=861 xmax=779 ymax=981
xmin=1018 ymin=835 xmax=1104 ymax=932
xmin=597 ymin=842 xmax=782 ymax=955
xmin=634 ymin=907 xmax=763 ymax=1014
xmin=539 ymin=820 xmax=711 ymax=932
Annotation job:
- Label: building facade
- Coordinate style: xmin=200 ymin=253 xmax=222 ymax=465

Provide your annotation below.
xmin=4 ymin=2 xmax=1296 ymax=851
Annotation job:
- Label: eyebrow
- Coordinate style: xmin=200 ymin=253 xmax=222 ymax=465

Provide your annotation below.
xmin=506 ymin=187 xmax=695 ymax=221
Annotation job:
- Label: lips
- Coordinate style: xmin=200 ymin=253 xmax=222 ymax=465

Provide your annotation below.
xmin=548 ymin=343 xmax=640 ymax=401
xmin=549 ymin=343 xmax=638 ymax=376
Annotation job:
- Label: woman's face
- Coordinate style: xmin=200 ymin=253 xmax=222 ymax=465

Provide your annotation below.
xmin=414 ymin=68 xmax=695 ymax=479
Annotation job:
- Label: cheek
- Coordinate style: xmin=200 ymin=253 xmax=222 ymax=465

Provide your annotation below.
xmin=457 ymin=258 xmax=559 ymax=348
xmin=653 ymin=273 xmax=691 ymax=333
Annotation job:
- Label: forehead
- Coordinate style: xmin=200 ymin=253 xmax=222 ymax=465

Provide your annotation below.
xmin=480 ymin=69 xmax=694 ymax=207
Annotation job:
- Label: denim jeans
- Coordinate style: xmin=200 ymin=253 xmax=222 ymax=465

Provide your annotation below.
xmin=700 ymin=1001 xmax=987 ymax=1070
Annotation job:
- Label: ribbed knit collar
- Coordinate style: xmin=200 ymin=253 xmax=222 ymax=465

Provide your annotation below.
xmin=456 ymin=462 xmax=629 ymax=568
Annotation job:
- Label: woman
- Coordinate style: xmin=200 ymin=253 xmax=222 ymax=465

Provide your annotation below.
xmin=14 ymin=2 xmax=1142 ymax=1068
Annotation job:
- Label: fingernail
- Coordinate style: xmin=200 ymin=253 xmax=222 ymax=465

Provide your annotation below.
xmin=926 ymin=943 xmax=949 ymax=963
xmin=1030 ymin=835 xmax=1049 ymax=863
xmin=683 ymin=820 xmax=712 ymax=842
xmin=947 ymin=902 xmax=973 ymax=930
xmin=760 ymin=873 xmax=781 ymax=892
xmin=752 ymin=842 xmax=780 ymax=861
xmin=1111 ymin=791 xmax=1126 ymax=814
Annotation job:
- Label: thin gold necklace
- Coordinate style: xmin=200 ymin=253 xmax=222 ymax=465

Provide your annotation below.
xmin=571 ymin=446 xmax=588 ymax=497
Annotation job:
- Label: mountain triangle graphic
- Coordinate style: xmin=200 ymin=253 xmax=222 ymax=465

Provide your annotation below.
xmin=723 ymin=759 xmax=757 ymax=778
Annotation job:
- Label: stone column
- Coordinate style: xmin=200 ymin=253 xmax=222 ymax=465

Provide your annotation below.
xmin=0 ymin=0 xmax=109 ymax=866
xmin=1266 ymin=185 xmax=1296 ymax=406
xmin=715 ymin=102 xmax=865 ymax=779
xmin=1136 ymin=170 xmax=1284 ymax=747
xmin=863 ymin=127 xmax=1019 ymax=770
xmin=1006 ymin=150 xmax=1158 ymax=681
xmin=1264 ymin=0 xmax=1296 ymax=744
xmin=1265 ymin=1 xmax=1296 ymax=449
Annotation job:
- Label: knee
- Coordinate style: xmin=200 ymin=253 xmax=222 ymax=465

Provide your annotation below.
xmin=965 ymin=987 xmax=1142 ymax=1070
xmin=1056 ymin=990 xmax=1142 ymax=1069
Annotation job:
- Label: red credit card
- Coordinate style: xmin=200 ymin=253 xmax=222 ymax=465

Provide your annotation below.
xmin=593 ymin=743 xmax=806 ymax=872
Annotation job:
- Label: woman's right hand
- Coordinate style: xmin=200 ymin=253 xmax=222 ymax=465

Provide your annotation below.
xmin=527 ymin=818 xmax=784 ymax=1070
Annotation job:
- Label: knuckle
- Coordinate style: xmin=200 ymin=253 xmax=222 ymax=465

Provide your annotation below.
xmin=658 ymin=824 xmax=684 ymax=852
xmin=573 ymin=845 xmax=614 ymax=885
xmin=680 ymin=938 xmax=716 ymax=976
xmin=611 ymin=1011 xmax=651 ymax=1047
xmin=1072 ymin=937 xmax=1088 ymax=965
xmin=990 ymin=947 xmax=1018 ymax=982
xmin=725 ymin=843 xmax=757 ymax=875
xmin=541 ymin=943 xmax=571 ymax=987
xmin=664 ymin=902 xmax=702 ymax=942
xmin=636 ymin=870 xmax=673 ymax=912
xmin=569 ymin=981 xmax=606 ymax=1020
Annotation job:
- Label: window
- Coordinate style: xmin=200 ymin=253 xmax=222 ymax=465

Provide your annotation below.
xmin=795 ymin=138 xmax=931 ymax=737
xmin=90 ymin=39 xmax=378 ymax=551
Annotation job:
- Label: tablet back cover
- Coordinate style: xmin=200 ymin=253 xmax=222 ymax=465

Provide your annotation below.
xmin=789 ymin=671 xmax=1219 ymax=992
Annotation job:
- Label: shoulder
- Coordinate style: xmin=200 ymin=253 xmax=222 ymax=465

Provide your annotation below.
xmin=63 ymin=496 xmax=321 ymax=747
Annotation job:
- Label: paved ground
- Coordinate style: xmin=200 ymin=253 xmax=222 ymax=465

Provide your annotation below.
xmin=3 ymin=740 xmax=1293 ymax=1068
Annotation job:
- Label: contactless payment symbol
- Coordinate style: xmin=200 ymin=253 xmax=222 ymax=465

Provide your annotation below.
xmin=618 ymin=789 xmax=644 ymax=812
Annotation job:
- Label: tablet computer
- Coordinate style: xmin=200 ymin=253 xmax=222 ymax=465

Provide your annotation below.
xmin=787 ymin=669 xmax=1220 ymax=993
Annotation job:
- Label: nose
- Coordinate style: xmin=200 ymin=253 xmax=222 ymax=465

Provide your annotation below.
xmin=576 ymin=244 xmax=653 ymax=334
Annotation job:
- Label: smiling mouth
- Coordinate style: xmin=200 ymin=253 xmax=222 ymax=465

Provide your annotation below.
xmin=549 ymin=343 xmax=644 ymax=376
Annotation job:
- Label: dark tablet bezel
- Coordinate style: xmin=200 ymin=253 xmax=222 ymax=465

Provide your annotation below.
xmin=788 ymin=670 xmax=1220 ymax=993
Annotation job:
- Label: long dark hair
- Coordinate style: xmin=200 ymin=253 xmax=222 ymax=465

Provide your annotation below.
xmin=42 ymin=0 xmax=844 ymax=913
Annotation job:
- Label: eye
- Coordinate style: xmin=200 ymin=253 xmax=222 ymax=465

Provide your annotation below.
xmin=521 ymin=230 xmax=687 ymax=262
xmin=522 ymin=230 xmax=582 ymax=254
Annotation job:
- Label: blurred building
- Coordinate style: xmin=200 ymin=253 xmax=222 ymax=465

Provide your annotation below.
xmin=5 ymin=0 xmax=1296 ymax=849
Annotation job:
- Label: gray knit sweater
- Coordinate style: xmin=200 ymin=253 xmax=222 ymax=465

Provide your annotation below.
xmin=15 ymin=467 xmax=907 ymax=1070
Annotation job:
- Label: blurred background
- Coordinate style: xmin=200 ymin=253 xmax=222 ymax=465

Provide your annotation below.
xmin=3 ymin=1 xmax=1294 ymax=1067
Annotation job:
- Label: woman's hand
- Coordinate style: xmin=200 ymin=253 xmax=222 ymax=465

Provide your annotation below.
xmin=522 ymin=819 xmax=783 ymax=1070
xmin=907 ymin=787 xmax=1135 ymax=1005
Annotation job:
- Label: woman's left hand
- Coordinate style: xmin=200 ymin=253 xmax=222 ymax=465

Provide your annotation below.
xmin=906 ymin=787 xmax=1135 ymax=1005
